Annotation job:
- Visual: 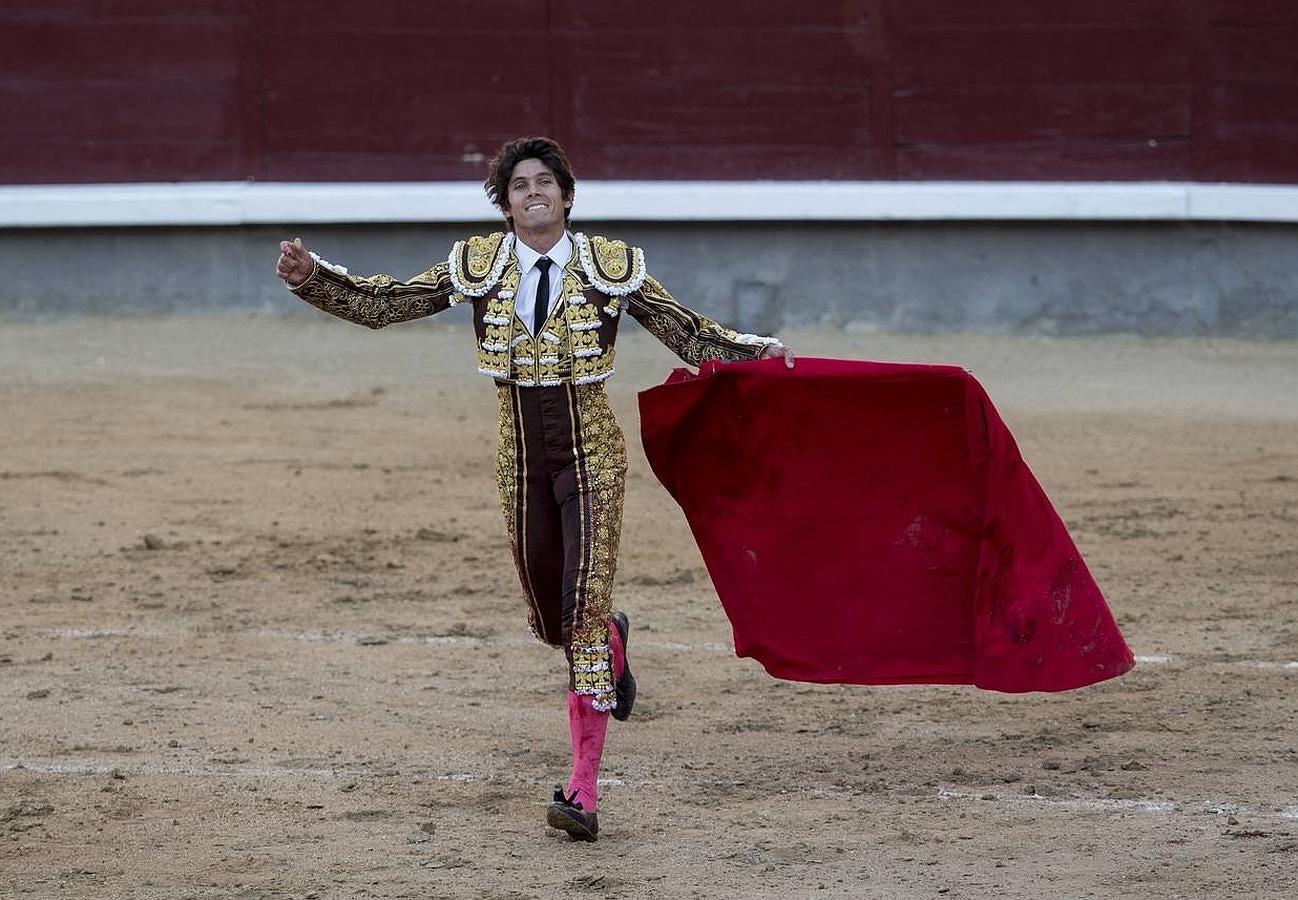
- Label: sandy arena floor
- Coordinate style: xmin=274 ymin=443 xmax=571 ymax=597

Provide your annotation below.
xmin=2 ymin=316 xmax=1297 ymax=899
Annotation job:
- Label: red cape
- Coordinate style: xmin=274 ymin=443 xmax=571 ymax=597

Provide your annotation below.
xmin=638 ymin=357 xmax=1134 ymax=693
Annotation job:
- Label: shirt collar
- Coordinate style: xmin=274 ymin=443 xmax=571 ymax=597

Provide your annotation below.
xmin=514 ymin=231 xmax=572 ymax=274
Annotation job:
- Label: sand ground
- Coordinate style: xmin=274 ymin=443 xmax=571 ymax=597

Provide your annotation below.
xmin=2 ymin=316 xmax=1297 ymax=899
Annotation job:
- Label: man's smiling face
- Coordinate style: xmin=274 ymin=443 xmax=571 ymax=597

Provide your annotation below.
xmin=505 ymin=158 xmax=570 ymax=232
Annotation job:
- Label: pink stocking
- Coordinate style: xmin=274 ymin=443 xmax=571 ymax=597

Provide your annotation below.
xmin=564 ymin=691 xmax=609 ymax=813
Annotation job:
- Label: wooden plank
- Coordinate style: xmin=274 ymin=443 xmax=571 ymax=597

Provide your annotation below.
xmin=256 ymin=22 xmax=550 ymax=178
xmin=1198 ymin=26 xmax=1298 ymax=179
xmin=566 ymin=86 xmax=870 ymax=147
xmin=1 ymin=0 xmax=1296 ymax=186
xmin=259 ymin=30 xmax=538 ymax=84
xmin=260 ymin=1 xmax=543 ymax=32
xmin=550 ymin=22 xmax=878 ymax=178
xmin=255 ymin=150 xmax=500 ymax=182
xmin=0 ymin=19 xmax=243 ymax=82
xmin=862 ymin=0 xmax=897 ymax=178
xmin=3 ymin=80 xmax=241 ymax=142
xmin=0 ymin=1 xmax=248 ymax=24
xmin=551 ymin=0 xmax=869 ymax=29
xmin=252 ymin=0 xmax=543 ymax=176
xmin=895 ymin=86 xmax=1191 ymax=143
xmin=892 ymin=26 xmax=1191 ymax=86
xmin=1201 ymin=0 xmax=1298 ymax=26
xmin=0 ymin=137 xmax=244 ymax=184
xmin=1205 ymin=83 xmax=1298 ymax=140
xmin=1187 ymin=1 xmax=1214 ymax=187
xmin=0 ymin=2 xmax=251 ymax=183
xmin=896 ymin=139 xmax=1193 ymax=181
xmin=261 ymin=84 xmax=545 ymax=145
xmin=570 ymin=143 xmax=874 ymax=181
xmin=234 ymin=0 xmax=263 ymax=181
xmin=1197 ymin=150 xmax=1298 ymax=184
xmin=555 ymin=29 xmax=872 ymax=86
xmin=888 ymin=0 xmax=1186 ymax=27
xmin=1207 ymin=25 xmax=1298 ymax=83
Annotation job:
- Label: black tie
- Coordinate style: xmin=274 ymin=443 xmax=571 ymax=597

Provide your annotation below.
xmin=532 ymin=257 xmax=553 ymax=337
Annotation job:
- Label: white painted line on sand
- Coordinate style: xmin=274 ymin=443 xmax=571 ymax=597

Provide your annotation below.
xmin=637 ymin=639 xmax=732 ymax=652
xmin=939 ymin=786 xmax=1175 ymax=813
xmin=257 ymin=629 xmax=485 ymax=647
xmin=33 ymin=627 xmax=145 ymax=639
xmin=2 ymin=760 xmax=372 ymax=778
xmin=5 ymin=761 xmax=1286 ymax=817
xmin=937 ymin=787 xmax=1298 ymax=820
xmin=18 ymin=628 xmax=1297 ymax=672
xmin=1 ymin=760 xmax=632 ymax=790
xmin=24 ymin=625 xmax=734 ymax=654
xmin=258 ymin=629 xmax=730 ymax=653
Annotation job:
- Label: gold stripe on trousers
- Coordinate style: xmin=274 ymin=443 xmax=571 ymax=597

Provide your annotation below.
xmin=495 ymin=382 xmax=627 ymax=710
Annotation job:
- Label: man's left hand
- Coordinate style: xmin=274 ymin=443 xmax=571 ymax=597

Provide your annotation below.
xmin=761 ymin=342 xmax=795 ymax=369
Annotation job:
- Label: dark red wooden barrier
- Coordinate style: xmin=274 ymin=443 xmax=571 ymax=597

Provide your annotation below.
xmin=1 ymin=1 xmax=1294 ymax=184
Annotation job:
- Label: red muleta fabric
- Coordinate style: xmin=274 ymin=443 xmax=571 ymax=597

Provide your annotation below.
xmin=638 ymin=357 xmax=1134 ymax=693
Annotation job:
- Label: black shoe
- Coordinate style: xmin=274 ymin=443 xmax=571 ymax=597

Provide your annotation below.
xmin=611 ymin=610 xmax=636 ymax=722
xmin=546 ymin=789 xmax=599 ymax=842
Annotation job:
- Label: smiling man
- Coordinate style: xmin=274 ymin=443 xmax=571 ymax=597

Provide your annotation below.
xmin=275 ymin=136 xmax=792 ymax=842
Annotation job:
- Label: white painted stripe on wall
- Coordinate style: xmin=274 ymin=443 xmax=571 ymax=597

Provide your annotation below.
xmin=2 ymin=181 xmax=1298 ymax=227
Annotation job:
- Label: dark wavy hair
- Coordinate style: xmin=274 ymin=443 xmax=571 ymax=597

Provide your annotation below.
xmin=484 ymin=137 xmax=576 ymax=228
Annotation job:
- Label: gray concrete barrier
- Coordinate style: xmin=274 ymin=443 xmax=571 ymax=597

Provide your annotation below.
xmin=2 ymin=222 xmax=1295 ymax=338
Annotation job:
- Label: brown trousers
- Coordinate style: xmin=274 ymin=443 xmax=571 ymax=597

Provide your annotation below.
xmin=496 ymin=382 xmax=626 ymax=711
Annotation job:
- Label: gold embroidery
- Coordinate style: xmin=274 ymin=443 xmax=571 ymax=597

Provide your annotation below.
xmin=292 ymin=263 xmax=454 ymax=329
xmin=626 ymin=274 xmax=770 ymax=365
xmin=565 ymin=303 xmax=601 ymax=330
xmin=561 ymin=272 xmax=585 ymax=300
xmin=495 ymin=387 xmax=548 ymax=641
xmin=576 ymin=233 xmax=646 ymax=295
xmin=571 ymin=328 xmax=601 ymax=356
xmin=476 ymin=264 xmax=522 ymax=378
xmin=571 ymin=349 xmax=615 ymax=384
xmin=450 ymin=231 xmax=512 ymax=297
xmin=449 ymin=231 xmax=765 ymax=384
xmin=499 ymin=264 xmax=521 ymax=296
xmin=466 ymin=234 xmax=499 ymax=278
xmin=493 ymin=382 xmax=627 ymax=710
xmin=594 ymin=237 xmax=629 ymax=279
xmin=567 ymin=383 xmax=627 ymax=711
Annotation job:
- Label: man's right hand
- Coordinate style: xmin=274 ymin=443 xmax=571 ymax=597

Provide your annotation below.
xmin=276 ymin=237 xmax=314 ymax=287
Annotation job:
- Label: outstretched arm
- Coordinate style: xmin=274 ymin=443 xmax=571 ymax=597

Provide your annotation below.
xmin=626 ymin=274 xmax=794 ymax=368
xmin=275 ymin=237 xmax=457 ymax=329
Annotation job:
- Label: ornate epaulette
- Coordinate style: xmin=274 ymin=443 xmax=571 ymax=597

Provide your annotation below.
xmin=448 ymin=231 xmax=514 ymax=298
xmin=574 ymin=233 xmax=647 ymax=296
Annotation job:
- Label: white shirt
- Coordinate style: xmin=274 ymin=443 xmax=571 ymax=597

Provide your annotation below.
xmin=513 ymin=232 xmax=573 ymax=335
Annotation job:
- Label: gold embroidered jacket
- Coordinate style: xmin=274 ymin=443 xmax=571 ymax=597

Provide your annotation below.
xmin=289 ymin=231 xmax=772 ymax=385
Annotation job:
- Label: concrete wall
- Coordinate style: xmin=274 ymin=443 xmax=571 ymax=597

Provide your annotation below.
xmin=2 ymin=222 xmax=1295 ymax=338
